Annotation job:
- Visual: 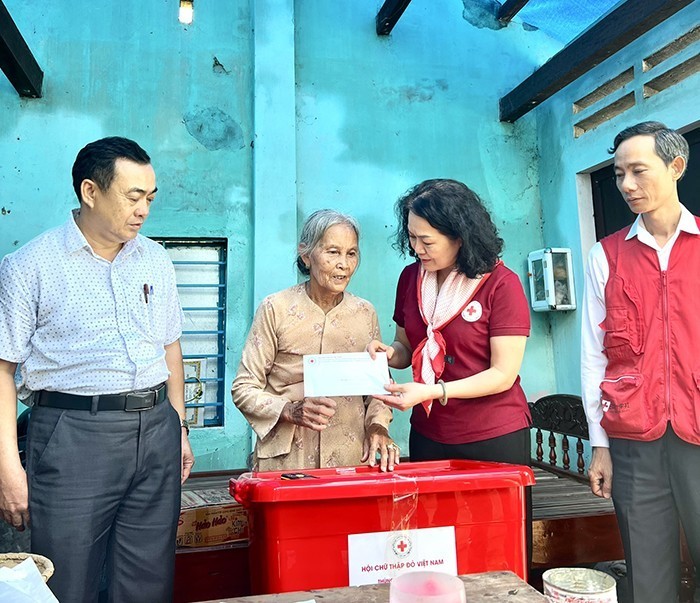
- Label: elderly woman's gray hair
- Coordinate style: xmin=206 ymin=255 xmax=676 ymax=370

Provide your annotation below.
xmin=296 ymin=209 xmax=361 ymax=276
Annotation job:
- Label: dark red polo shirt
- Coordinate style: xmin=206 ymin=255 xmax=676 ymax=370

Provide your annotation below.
xmin=393 ymin=261 xmax=531 ymax=444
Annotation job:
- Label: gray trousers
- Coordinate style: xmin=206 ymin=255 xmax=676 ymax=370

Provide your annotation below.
xmin=27 ymin=399 xmax=182 ymax=603
xmin=610 ymin=427 xmax=700 ymax=603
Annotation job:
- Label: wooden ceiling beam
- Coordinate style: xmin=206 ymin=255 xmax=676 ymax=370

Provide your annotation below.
xmin=376 ymin=0 xmax=413 ymax=36
xmin=499 ymin=0 xmax=694 ymax=122
xmin=498 ymin=0 xmax=531 ymax=24
xmin=0 ymin=0 xmax=43 ymax=97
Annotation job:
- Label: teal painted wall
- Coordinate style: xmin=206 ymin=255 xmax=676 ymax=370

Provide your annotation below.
xmin=1 ymin=0 xmax=572 ymax=470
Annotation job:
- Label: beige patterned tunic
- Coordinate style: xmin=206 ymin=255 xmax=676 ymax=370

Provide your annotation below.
xmin=232 ymin=284 xmax=392 ymax=471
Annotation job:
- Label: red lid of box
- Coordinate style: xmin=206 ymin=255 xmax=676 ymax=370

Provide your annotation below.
xmin=230 ymin=460 xmax=534 ymax=506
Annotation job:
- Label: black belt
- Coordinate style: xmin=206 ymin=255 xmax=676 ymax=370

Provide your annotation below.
xmin=36 ymin=383 xmax=167 ymax=412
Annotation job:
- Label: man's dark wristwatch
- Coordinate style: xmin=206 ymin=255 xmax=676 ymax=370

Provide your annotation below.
xmin=180 ymin=418 xmax=190 ymax=435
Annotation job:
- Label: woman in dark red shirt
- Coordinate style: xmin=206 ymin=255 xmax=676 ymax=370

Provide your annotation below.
xmin=369 ymin=178 xmax=531 ymax=466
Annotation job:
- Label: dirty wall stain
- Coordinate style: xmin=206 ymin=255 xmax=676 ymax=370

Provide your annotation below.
xmin=183 ymin=107 xmax=245 ymax=151
xmin=382 ymin=79 xmax=449 ymax=105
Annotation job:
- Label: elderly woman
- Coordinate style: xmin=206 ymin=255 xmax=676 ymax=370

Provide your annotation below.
xmin=232 ymin=209 xmax=397 ymax=472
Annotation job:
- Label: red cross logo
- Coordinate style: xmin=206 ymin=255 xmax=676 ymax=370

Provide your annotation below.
xmin=462 ymin=301 xmax=482 ymax=322
xmin=392 ymin=533 xmax=413 ymax=557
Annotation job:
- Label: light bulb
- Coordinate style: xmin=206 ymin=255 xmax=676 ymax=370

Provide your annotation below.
xmin=179 ymin=0 xmax=194 ymax=25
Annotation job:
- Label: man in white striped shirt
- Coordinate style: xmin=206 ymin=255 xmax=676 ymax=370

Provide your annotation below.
xmin=0 ymin=137 xmax=194 ymax=602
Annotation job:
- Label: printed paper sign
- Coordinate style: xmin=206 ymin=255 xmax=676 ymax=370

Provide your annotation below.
xmin=347 ymin=526 xmax=457 ymax=586
xmin=303 ymin=352 xmax=390 ymax=397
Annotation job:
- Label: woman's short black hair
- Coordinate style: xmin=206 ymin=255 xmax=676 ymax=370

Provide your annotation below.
xmin=394 ymin=179 xmax=503 ymax=278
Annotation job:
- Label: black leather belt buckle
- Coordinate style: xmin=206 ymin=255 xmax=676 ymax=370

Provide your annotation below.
xmin=124 ymin=391 xmax=156 ymax=411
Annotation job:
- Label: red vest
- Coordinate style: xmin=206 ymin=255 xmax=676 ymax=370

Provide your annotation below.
xmin=600 ymin=221 xmax=700 ymax=444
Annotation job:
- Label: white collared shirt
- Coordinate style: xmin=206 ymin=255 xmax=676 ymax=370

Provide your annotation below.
xmin=581 ymin=205 xmax=700 ymax=446
xmin=0 ymin=211 xmax=183 ymax=398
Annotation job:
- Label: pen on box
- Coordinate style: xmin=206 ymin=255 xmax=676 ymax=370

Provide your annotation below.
xmin=143 ymin=283 xmax=149 ymax=304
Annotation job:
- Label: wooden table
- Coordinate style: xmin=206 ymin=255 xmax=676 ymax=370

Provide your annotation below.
xmin=199 ymin=571 xmax=547 ymax=602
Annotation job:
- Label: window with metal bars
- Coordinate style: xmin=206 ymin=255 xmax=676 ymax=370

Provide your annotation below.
xmin=151 ymin=238 xmax=227 ymax=428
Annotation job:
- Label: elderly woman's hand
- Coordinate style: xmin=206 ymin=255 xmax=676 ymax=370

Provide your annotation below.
xmin=361 ymin=424 xmax=400 ymax=472
xmin=280 ymin=397 xmax=337 ymax=431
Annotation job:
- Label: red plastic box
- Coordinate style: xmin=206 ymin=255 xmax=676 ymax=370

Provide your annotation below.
xmin=231 ymin=460 xmax=534 ymax=595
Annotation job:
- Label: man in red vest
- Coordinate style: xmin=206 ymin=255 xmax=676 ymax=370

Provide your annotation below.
xmin=581 ymin=121 xmax=696 ymax=602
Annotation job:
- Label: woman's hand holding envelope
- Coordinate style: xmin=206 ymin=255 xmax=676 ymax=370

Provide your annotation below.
xmin=374 ymin=381 xmax=439 ymax=412
xmin=366 ymin=328 xmax=413 ymax=371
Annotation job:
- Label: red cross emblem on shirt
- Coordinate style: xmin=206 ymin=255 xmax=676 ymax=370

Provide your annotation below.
xmin=462 ymin=301 xmax=482 ymax=322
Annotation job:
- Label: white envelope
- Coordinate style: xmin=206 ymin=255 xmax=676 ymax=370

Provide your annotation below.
xmin=303 ymin=352 xmax=390 ymax=397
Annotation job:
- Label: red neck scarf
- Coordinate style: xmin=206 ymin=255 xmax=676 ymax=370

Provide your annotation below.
xmin=412 ymin=263 xmax=497 ymax=415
